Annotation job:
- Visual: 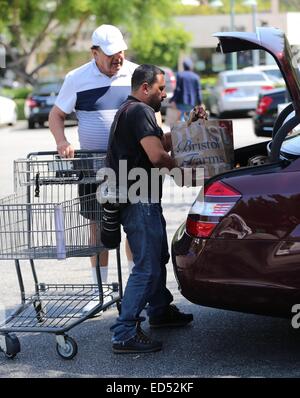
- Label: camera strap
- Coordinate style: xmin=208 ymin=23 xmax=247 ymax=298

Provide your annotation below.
xmin=105 ymin=99 xmax=141 ymax=206
xmin=106 ymin=98 xmax=138 ymax=162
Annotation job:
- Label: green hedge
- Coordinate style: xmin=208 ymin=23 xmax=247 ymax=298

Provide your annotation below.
xmin=1 ymin=86 xmax=32 ymax=100
xmin=202 ymin=90 xmax=211 ymax=109
xmin=15 ymin=99 xmax=25 ymax=120
xmin=0 ymin=87 xmax=32 ymax=120
xmin=201 ymin=76 xmax=217 ymax=90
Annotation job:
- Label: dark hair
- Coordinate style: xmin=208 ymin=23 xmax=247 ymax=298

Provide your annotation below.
xmin=183 ymin=58 xmax=193 ymax=71
xmin=131 ymin=64 xmax=165 ymax=92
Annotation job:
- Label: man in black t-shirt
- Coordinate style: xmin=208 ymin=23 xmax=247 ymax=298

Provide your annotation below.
xmin=106 ymin=65 xmax=193 ymax=354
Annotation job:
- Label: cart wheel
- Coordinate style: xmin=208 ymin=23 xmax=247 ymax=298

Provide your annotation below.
xmin=3 ymin=334 xmax=20 ymax=359
xmin=56 ymin=336 xmax=78 ymax=360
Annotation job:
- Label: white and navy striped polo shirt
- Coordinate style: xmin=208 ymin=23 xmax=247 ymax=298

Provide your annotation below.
xmin=55 ymin=59 xmax=138 ymax=151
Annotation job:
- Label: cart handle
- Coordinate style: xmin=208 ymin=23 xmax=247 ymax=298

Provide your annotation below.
xmin=27 ymin=150 xmax=106 ymax=159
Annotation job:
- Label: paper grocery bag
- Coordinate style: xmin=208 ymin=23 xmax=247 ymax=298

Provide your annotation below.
xmin=170 ymin=119 xmax=234 ymax=178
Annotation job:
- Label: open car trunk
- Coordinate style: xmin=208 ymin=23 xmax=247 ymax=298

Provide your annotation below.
xmin=204 ymin=141 xmax=284 ymax=187
xmin=209 ymin=27 xmax=300 ymax=180
xmin=171 ymin=27 xmax=300 ymax=319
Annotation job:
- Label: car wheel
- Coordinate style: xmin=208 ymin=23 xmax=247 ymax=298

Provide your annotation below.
xmin=208 ymin=105 xmax=216 ymax=116
xmin=216 ymin=107 xmax=224 ymax=119
xmin=7 ymin=111 xmax=17 ymax=126
xmin=254 ymin=121 xmax=264 ymax=137
xmin=215 ymin=101 xmax=225 ymax=119
xmin=254 ymin=127 xmax=261 ymax=136
xmin=28 ymin=120 xmax=35 ymax=129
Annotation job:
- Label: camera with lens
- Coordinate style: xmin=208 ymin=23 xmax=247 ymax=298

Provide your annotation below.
xmin=99 ymin=184 xmax=129 ymax=249
xmin=101 ymin=202 xmax=121 ymax=249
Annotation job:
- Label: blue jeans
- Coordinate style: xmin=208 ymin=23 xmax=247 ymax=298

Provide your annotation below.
xmin=110 ymin=202 xmax=173 ymax=342
xmin=176 ymin=104 xmax=194 ymax=121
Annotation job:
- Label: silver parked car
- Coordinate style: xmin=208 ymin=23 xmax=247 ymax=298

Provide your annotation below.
xmin=243 ymin=65 xmax=285 ymax=86
xmin=209 ymin=70 xmax=274 ymax=117
xmin=159 ymin=66 xmax=176 ymax=116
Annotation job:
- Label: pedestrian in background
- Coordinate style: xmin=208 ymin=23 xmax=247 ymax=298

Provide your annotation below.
xmin=49 ymin=24 xmax=137 ymax=304
xmin=170 ymin=58 xmax=202 ymax=121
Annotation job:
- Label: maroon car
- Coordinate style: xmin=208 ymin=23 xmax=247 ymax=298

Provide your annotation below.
xmin=172 ymin=27 xmax=300 ymax=318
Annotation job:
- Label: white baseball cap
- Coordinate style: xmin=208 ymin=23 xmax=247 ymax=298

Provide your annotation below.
xmin=91 ymin=24 xmax=128 ymax=56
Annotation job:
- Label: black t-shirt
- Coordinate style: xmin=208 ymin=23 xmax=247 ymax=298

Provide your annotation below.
xmin=106 ymin=96 xmax=164 ymax=202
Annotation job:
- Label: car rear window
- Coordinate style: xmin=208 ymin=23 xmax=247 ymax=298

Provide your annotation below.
xmin=226 ymin=74 xmax=267 ymax=83
xmin=264 ymin=69 xmax=283 ymax=80
xmin=164 ymin=73 xmax=172 ymax=87
xmin=34 ymin=82 xmax=62 ymax=95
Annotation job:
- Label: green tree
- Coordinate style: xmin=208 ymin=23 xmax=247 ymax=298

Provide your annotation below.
xmin=0 ymin=0 xmax=189 ymax=84
xmin=131 ymin=25 xmax=191 ymax=69
xmin=280 ymin=0 xmax=300 ymax=11
xmin=175 ymin=0 xmax=272 ymax=15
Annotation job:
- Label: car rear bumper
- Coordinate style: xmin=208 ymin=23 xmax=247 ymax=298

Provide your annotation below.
xmin=253 ymin=114 xmax=275 ymax=137
xmin=172 ymin=223 xmax=300 ymax=318
xmin=28 ymin=109 xmax=77 ymax=123
xmin=221 ymin=97 xmax=258 ymax=112
xmin=29 ymin=113 xmax=50 ymax=123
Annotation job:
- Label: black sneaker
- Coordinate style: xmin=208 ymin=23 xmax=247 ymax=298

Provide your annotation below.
xmin=149 ymin=304 xmax=193 ymax=328
xmin=112 ymin=325 xmax=162 ymax=354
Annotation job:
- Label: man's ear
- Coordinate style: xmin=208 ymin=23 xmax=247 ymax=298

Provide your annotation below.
xmin=91 ymin=49 xmax=98 ymax=61
xmin=142 ymin=82 xmax=149 ymax=95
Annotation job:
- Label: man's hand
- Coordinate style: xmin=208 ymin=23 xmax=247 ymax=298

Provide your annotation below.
xmin=56 ymin=140 xmax=75 ymax=158
xmin=187 ymin=105 xmax=208 ymax=126
xmin=49 ymin=106 xmax=74 ymax=157
xmin=162 ymin=132 xmax=172 ymax=152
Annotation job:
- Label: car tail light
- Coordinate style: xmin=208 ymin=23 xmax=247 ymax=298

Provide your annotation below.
xmin=186 ymin=181 xmax=241 ymax=238
xmin=170 ymin=75 xmax=176 ymax=91
xmin=26 ymin=98 xmax=38 ymax=108
xmin=222 ymin=87 xmax=238 ymax=95
xmin=260 ymin=85 xmax=274 ymax=90
xmin=256 ymin=96 xmax=273 ymax=115
xmin=186 ymin=219 xmax=216 ymax=238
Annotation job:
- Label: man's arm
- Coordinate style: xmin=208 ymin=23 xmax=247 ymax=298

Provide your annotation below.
xmin=161 ymin=132 xmax=172 ymax=152
xmin=49 ymin=105 xmax=74 ymax=157
xmin=140 ymin=135 xmax=177 ymax=170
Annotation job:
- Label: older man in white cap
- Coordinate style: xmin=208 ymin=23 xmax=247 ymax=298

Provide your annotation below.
xmin=49 ymin=25 xmax=137 ymax=300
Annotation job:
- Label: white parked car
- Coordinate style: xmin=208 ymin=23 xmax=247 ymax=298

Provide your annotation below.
xmin=209 ymin=70 xmax=275 ymax=117
xmin=0 ymin=95 xmax=17 ymax=126
xmin=243 ymin=65 xmax=285 ymax=86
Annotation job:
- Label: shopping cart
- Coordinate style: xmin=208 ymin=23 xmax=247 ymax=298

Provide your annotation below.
xmin=0 ymin=151 xmax=123 ymax=359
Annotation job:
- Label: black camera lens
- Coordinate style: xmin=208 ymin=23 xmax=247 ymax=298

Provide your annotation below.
xmin=101 ymin=203 xmax=121 ymax=249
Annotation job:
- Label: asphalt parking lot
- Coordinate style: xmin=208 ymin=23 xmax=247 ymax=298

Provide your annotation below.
xmin=1 ymin=121 xmax=300 ymax=378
